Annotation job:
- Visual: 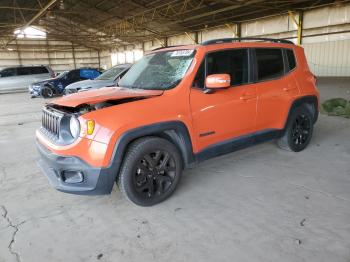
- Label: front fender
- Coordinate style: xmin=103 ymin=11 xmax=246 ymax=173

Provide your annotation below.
xmin=104 ymin=121 xmax=196 ymax=183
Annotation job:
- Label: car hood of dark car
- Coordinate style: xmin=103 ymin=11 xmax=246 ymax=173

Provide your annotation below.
xmin=65 ymin=79 xmax=115 ymax=90
xmin=32 ymin=77 xmax=58 ymax=86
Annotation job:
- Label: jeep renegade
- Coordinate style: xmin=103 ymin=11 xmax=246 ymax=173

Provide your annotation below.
xmin=36 ymin=38 xmax=319 ymax=206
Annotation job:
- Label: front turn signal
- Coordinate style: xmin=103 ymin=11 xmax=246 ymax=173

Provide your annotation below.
xmin=87 ymin=120 xmax=95 ymax=135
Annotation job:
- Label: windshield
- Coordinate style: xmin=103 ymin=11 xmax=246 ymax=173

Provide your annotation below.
xmin=56 ymin=71 xmax=68 ymax=79
xmin=96 ymin=65 xmax=127 ymax=80
xmin=118 ymin=49 xmax=195 ymax=90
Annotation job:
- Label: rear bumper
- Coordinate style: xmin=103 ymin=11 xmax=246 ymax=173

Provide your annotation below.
xmin=36 ymin=140 xmax=116 ymax=195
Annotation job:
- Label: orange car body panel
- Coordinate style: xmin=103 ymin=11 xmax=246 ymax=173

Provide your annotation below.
xmin=37 ymin=41 xmax=319 ymax=169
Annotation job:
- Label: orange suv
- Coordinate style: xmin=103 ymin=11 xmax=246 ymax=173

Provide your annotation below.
xmin=36 ymin=38 xmax=319 ymax=206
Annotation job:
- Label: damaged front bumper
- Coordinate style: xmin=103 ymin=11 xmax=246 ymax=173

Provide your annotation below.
xmin=36 ymin=140 xmax=116 ymax=195
xmin=28 ymin=86 xmax=41 ymax=97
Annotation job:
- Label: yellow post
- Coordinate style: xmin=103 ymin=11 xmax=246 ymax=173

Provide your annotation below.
xmin=288 ymin=11 xmax=303 ymax=45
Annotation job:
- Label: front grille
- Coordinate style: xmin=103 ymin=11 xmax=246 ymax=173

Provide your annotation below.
xmin=41 ymin=108 xmax=62 ymax=139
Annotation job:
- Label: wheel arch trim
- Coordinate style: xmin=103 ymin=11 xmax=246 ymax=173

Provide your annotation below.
xmin=106 ymin=121 xmax=195 ymax=182
xmin=285 ymin=95 xmax=319 ymax=129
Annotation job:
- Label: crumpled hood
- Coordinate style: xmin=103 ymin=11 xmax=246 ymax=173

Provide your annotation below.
xmin=65 ymin=79 xmax=115 ymax=90
xmin=32 ymin=78 xmax=56 ymax=86
xmin=50 ymin=87 xmax=164 ymax=108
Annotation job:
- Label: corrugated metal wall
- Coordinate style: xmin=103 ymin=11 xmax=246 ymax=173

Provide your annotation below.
xmin=112 ymin=3 xmax=350 ymax=77
xmin=0 ymin=39 xmax=112 ymax=72
xmin=303 ymin=39 xmax=350 ymax=76
xmin=2 ymin=3 xmax=349 ymax=76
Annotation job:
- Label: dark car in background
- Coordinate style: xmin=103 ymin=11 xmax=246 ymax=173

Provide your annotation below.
xmin=0 ymin=65 xmax=54 ymax=93
xmin=64 ymin=64 xmax=131 ymax=94
xmin=29 ymin=68 xmax=101 ymax=98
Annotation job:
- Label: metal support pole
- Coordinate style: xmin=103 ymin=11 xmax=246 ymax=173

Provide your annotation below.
xmin=97 ymin=50 xmax=101 ymax=69
xmin=288 ymin=11 xmax=303 ymax=45
xmin=142 ymin=41 xmax=146 ymax=54
xmin=194 ymin=31 xmax=199 ymax=44
xmin=45 ymin=37 xmax=52 ymax=67
xmin=297 ymin=11 xmax=304 ymax=45
xmin=236 ymin=22 xmax=241 ymax=38
xmin=15 ymin=39 xmax=22 ymax=66
xmin=71 ymin=43 xmax=76 ymax=69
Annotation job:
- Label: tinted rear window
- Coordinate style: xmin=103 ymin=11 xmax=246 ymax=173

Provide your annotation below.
xmin=17 ymin=67 xmax=32 ymax=76
xmin=16 ymin=66 xmax=48 ymax=76
xmin=31 ymin=66 xmax=49 ymax=74
xmin=286 ymin=49 xmax=296 ymax=71
xmin=0 ymin=68 xmax=16 ymax=77
xmin=256 ymin=49 xmax=284 ymax=81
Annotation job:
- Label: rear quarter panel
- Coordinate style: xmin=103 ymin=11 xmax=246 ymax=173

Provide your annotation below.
xmin=293 ymin=46 xmax=320 ymax=108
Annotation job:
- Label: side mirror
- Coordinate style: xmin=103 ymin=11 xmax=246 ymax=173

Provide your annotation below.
xmin=205 ymin=74 xmax=231 ymax=90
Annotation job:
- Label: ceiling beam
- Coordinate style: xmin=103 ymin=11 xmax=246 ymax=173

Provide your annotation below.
xmin=2 ymin=0 xmax=59 ymax=49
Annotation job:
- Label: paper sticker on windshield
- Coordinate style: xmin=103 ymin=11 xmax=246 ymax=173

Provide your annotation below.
xmin=170 ymin=50 xmax=194 ymax=57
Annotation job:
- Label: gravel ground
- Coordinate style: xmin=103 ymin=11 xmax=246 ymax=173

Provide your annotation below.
xmin=0 ymin=81 xmax=349 ymax=262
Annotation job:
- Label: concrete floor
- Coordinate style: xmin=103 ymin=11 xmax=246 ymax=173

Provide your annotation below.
xmin=0 ymin=80 xmax=350 ymax=262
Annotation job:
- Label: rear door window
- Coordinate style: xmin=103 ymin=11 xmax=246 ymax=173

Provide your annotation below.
xmin=0 ymin=68 xmax=17 ymax=77
xmin=285 ymin=49 xmax=296 ymax=71
xmin=31 ymin=66 xmax=49 ymax=74
xmin=255 ymin=48 xmax=284 ymax=81
xmin=17 ymin=67 xmax=33 ymax=76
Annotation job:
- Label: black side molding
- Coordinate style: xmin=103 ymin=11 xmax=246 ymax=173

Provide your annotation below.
xmin=284 ymin=95 xmax=319 ymax=127
xmin=195 ymin=129 xmax=282 ymax=163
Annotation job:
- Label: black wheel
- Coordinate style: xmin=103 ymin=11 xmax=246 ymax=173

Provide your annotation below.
xmin=277 ymin=105 xmax=314 ymax=152
xmin=41 ymin=85 xmax=54 ymax=98
xmin=118 ymin=137 xmax=183 ymax=206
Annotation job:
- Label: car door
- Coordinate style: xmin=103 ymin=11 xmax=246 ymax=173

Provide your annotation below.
xmin=0 ymin=68 xmax=18 ymax=91
xmin=253 ymin=48 xmax=300 ymax=131
xmin=16 ymin=67 xmax=34 ymax=89
xmin=190 ymin=48 xmax=257 ymax=152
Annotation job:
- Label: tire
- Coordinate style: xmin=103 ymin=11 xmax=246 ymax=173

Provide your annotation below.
xmin=277 ymin=105 xmax=314 ymax=152
xmin=41 ymin=85 xmax=55 ymax=98
xmin=118 ymin=137 xmax=183 ymax=206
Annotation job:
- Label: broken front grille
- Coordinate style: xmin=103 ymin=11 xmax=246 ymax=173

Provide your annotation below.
xmin=41 ymin=108 xmax=62 ymax=139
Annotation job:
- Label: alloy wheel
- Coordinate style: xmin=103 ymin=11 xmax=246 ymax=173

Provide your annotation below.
xmin=291 ymin=114 xmax=311 ymax=145
xmin=133 ymin=150 xmax=176 ymax=199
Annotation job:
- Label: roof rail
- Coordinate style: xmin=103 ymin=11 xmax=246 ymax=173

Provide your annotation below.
xmin=201 ymin=37 xmax=294 ymax=46
xmin=151 ymin=45 xmax=185 ymax=51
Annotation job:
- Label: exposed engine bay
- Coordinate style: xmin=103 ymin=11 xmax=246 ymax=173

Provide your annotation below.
xmin=48 ymin=97 xmax=150 ymax=115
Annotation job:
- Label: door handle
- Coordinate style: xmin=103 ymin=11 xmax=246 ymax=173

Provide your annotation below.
xmin=240 ymin=94 xmax=256 ymax=101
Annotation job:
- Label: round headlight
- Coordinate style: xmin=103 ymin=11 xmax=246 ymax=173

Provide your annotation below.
xmin=69 ymin=116 xmax=80 ymax=138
